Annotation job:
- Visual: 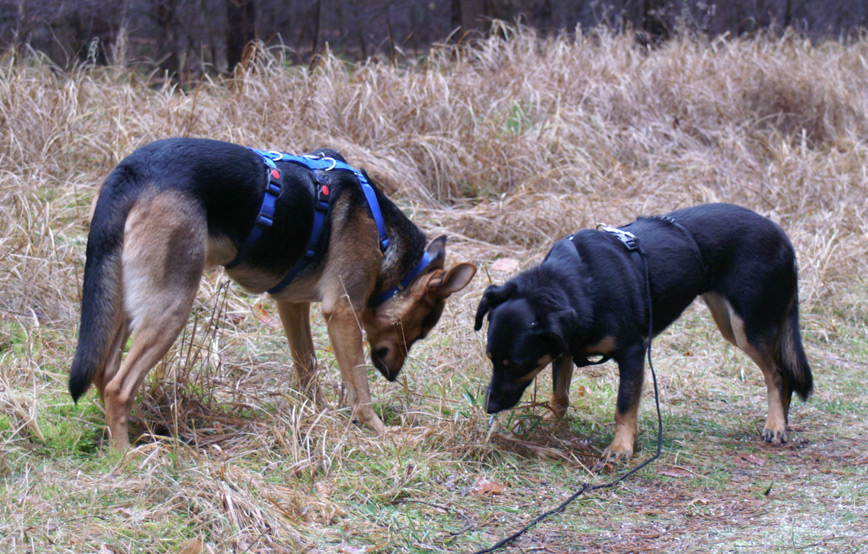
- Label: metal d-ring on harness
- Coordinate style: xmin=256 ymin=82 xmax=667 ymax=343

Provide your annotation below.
xmin=225 ymin=148 xmax=432 ymax=305
xmin=472 ymin=224 xmax=665 ymax=554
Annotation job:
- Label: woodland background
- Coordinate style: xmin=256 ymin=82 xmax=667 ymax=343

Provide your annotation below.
xmin=2 ymin=0 xmax=868 ymax=80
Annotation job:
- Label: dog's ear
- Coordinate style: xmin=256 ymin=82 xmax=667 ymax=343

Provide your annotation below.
xmin=474 ymin=282 xmax=516 ymax=331
xmin=539 ymin=307 xmax=578 ymax=357
xmin=536 ymin=329 xmax=567 ymax=358
xmin=426 ymin=235 xmax=447 ymax=269
xmin=428 ymin=263 xmax=477 ymax=300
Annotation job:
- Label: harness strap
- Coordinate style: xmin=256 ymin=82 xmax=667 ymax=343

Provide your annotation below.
xmin=266 ymin=167 xmax=331 ymax=295
xmin=255 ymin=149 xmax=390 ymax=253
xmin=224 ymin=157 xmax=283 ymax=269
xmin=595 ymin=223 xmax=639 ymax=252
xmin=371 ymin=250 xmax=433 ymax=306
xmin=653 ymin=215 xmax=708 ymax=292
xmin=225 ymin=148 xmax=394 ymax=296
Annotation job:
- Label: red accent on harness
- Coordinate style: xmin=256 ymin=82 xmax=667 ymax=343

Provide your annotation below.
xmin=271 ymin=169 xmax=280 ymax=179
xmin=322 ymin=185 xmax=330 ymax=196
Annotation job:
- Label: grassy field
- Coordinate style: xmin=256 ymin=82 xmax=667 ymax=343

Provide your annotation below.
xmin=1 ymin=25 xmax=867 ymax=553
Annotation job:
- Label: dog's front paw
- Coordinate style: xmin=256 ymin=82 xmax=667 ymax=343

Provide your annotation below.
xmin=762 ymin=424 xmax=787 ymax=445
xmin=597 ymin=434 xmax=635 ymax=469
xmin=352 ymin=406 xmax=386 ymax=435
xmin=601 ymin=444 xmax=634 ymax=463
xmin=543 ymin=402 xmax=568 ymax=424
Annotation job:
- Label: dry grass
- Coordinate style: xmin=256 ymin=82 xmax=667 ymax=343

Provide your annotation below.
xmin=1 ymin=26 xmax=867 ymax=553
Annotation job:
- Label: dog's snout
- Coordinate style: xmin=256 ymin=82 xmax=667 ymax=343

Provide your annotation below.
xmin=372 ymin=347 xmax=399 ymax=381
xmin=485 ymin=382 xmax=523 ymax=414
xmin=486 ymin=392 xmax=501 ymax=414
xmin=486 ymin=385 xmax=505 ymax=414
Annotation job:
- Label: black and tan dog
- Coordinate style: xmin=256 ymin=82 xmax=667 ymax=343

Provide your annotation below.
xmin=474 ymin=204 xmax=812 ymax=462
xmin=70 ymin=138 xmax=476 ymax=449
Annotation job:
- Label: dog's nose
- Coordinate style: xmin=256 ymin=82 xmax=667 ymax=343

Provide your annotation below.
xmin=372 ymin=347 xmax=398 ymax=381
xmin=373 ymin=347 xmax=389 ymax=362
xmin=486 ymin=388 xmax=502 ymax=414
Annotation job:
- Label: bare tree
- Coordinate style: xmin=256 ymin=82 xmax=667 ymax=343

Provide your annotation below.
xmin=226 ymin=0 xmax=255 ymax=71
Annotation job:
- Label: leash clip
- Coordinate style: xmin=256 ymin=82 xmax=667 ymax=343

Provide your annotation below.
xmin=597 ymin=223 xmax=639 ymax=251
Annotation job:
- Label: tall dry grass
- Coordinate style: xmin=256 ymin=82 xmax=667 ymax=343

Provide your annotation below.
xmin=3 ymin=27 xmax=866 ymax=316
xmin=1 ymin=25 xmax=867 ymax=553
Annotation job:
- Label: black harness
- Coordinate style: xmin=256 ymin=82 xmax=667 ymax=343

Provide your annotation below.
xmin=654 ymin=215 xmax=709 ymax=293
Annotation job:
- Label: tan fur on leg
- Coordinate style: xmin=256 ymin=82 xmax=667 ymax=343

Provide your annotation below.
xmin=603 ymin=404 xmax=638 ymax=463
xmin=547 ymin=356 xmax=574 ymax=421
xmin=276 ymin=301 xmax=323 ymax=403
xmin=102 ymin=191 xmax=205 ymax=449
xmin=324 ymin=297 xmax=384 ymax=433
xmin=704 ymin=293 xmax=787 ymax=444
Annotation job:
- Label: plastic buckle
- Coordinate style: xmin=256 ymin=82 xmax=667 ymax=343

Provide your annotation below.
xmin=597 ymin=224 xmax=639 ymax=252
xmin=257 ymin=214 xmax=274 ymax=228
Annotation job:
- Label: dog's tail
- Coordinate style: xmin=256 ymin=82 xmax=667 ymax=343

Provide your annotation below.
xmin=778 ymin=297 xmax=813 ymax=401
xmin=69 ymin=168 xmax=135 ymax=402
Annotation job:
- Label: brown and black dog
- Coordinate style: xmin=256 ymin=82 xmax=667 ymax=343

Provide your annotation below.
xmin=70 ymin=138 xmax=476 ymax=449
xmin=474 ymin=204 xmax=812 ymax=463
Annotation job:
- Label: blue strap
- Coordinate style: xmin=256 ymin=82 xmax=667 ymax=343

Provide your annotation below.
xmin=224 ymin=155 xmax=283 ymax=269
xmin=228 ymin=148 xmax=400 ymax=295
xmin=371 ymin=250 xmax=433 ymax=306
xmin=352 ymin=168 xmax=389 ymax=252
xmin=251 ymin=150 xmax=389 ymax=252
xmin=236 ymin=149 xmax=389 ymax=294
xmin=266 ymin=178 xmax=330 ymax=294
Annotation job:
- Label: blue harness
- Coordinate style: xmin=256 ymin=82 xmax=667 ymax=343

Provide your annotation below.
xmin=225 ymin=148 xmax=431 ymax=305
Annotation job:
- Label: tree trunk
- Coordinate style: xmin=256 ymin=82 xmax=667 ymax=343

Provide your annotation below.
xmin=158 ymin=0 xmax=180 ymax=77
xmin=226 ymin=0 xmax=256 ymax=72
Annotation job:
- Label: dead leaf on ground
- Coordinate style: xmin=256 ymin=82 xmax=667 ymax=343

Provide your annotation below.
xmin=177 ymin=537 xmax=204 ymax=554
xmin=338 ymin=543 xmax=387 ymax=554
xmin=315 ymin=482 xmax=331 ymax=498
xmin=658 ymin=468 xmax=693 ymax=478
xmin=474 ymin=475 xmax=506 ymax=495
xmin=253 ymin=302 xmax=282 ymax=329
xmin=735 ymin=453 xmax=765 ymax=466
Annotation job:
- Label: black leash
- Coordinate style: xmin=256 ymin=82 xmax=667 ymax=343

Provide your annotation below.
xmin=471 ymin=233 xmax=663 ymax=554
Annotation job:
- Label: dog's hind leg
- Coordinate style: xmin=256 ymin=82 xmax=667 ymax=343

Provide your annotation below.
xmin=95 ymin=318 xmax=130 ymax=403
xmin=276 ymin=301 xmax=322 ymax=404
xmin=102 ymin=192 xmax=206 ymax=450
xmin=703 ymin=293 xmax=788 ymax=444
